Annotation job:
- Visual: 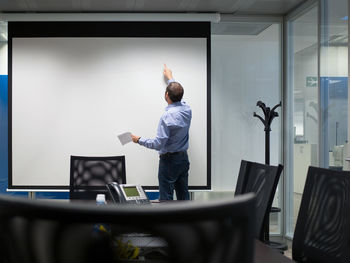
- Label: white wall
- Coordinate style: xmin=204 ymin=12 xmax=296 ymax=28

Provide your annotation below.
xmin=211 ymin=24 xmax=282 ymax=191
xmin=0 ymin=42 xmax=7 ymax=75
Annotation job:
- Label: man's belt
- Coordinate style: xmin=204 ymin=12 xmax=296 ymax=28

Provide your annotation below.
xmin=160 ymin=151 xmax=186 ymax=157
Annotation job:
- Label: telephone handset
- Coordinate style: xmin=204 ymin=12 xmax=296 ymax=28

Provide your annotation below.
xmin=106 ymin=182 xmax=151 ymax=205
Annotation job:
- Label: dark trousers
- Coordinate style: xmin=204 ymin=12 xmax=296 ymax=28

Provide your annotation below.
xmin=158 ymin=151 xmax=190 ymax=200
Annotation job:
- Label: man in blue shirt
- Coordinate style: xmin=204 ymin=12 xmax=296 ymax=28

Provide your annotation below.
xmin=131 ymin=65 xmax=192 ymax=200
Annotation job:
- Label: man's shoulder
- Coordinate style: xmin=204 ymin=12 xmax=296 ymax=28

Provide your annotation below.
xmin=180 ymin=101 xmax=190 ymax=107
xmin=172 ymin=101 xmax=191 ymax=111
xmin=180 ymin=101 xmax=192 ymax=114
xmin=168 ymin=102 xmax=191 ymax=113
xmin=165 ymin=104 xmax=191 ymax=123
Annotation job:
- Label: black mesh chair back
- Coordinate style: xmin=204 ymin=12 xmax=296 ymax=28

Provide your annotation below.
xmin=235 ymin=160 xmax=283 ymax=240
xmin=70 ymin=156 xmax=126 ymax=200
xmin=292 ymin=166 xmax=350 ymax=263
xmin=0 ymin=193 xmax=256 ymax=263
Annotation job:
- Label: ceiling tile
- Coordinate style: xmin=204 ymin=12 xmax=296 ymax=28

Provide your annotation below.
xmin=0 ymin=0 xmax=305 ymax=14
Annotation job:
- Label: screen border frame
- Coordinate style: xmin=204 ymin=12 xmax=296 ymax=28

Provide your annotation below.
xmin=8 ymin=21 xmax=211 ymax=190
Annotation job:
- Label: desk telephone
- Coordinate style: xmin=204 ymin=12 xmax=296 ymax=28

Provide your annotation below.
xmin=106 ymin=182 xmax=151 ymax=205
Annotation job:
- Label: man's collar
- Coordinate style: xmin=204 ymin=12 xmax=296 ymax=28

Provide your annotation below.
xmin=165 ymin=101 xmax=181 ymax=110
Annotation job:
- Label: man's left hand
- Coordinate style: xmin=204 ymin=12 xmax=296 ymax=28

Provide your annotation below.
xmin=131 ymin=134 xmax=141 ymax=143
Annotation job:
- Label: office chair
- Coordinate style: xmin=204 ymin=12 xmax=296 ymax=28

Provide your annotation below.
xmin=235 ymin=160 xmax=283 ymax=242
xmin=292 ymin=166 xmax=350 ymax=263
xmin=70 ymin=155 xmax=126 ymax=200
xmin=0 ymin=193 xmax=256 ymax=263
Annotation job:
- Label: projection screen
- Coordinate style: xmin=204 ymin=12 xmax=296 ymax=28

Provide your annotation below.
xmin=8 ymin=22 xmax=211 ymax=190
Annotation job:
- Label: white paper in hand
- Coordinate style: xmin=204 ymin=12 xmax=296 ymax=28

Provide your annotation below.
xmin=118 ymin=132 xmax=132 ymax=145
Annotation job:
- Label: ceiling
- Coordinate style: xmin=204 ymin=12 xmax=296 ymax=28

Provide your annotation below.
xmin=0 ymin=0 xmax=305 ymax=15
xmin=0 ymin=0 xmax=308 ymax=41
xmin=0 ymin=0 xmax=347 ymax=41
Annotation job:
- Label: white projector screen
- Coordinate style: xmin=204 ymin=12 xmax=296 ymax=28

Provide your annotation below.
xmin=8 ymin=22 xmax=211 ymax=190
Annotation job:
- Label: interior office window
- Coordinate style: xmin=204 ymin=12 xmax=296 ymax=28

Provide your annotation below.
xmin=320 ymin=0 xmax=348 ymax=171
xmin=210 ymin=22 xmax=282 ymax=235
xmin=286 ymin=5 xmax=319 ymax=237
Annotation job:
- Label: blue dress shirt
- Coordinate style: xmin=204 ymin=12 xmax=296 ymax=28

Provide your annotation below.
xmin=138 ymin=81 xmax=192 ymax=155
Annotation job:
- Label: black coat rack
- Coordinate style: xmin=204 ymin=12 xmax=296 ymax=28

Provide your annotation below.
xmin=253 ymin=101 xmax=282 ymax=165
xmin=253 ymin=100 xmax=286 ymax=249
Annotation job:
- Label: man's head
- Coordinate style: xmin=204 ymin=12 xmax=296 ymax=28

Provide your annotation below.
xmin=165 ymin=82 xmax=184 ymax=104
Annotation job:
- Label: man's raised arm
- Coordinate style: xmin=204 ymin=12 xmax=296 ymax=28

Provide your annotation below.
xmin=163 ymin=64 xmax=174 ymax=84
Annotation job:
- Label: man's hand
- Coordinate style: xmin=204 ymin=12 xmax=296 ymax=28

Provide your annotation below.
xmin=131 ymin=134 xmax=141 ymax=143
xmin=163 ymin=64 xmax=173 ymax=80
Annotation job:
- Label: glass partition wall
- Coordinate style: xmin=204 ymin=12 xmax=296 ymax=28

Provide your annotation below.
xmin=320 ymin=0 xmax=348 ymax=171
xmin=210 ymin=21 xmax=282 ymax=236
xmin=285 ymin=0 xmax=348 ymax=238
xmin=285 ymin=3 xmax=319 ymax=237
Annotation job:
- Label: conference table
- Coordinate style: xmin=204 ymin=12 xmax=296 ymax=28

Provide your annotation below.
xmin=117 ymin=236 xmax=294 ymax=263
xmin=150 ymin=200 xmax=296 ymax=262
xmin=119 ymin=237 xmax=295 ymax=262
xmin=73 ymin=199 xmax=296 ymax=263
xmin=116 ymin=225 xmax=294 ymax=263
xmin=254 ymin=240 xmax=296 ymax=263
